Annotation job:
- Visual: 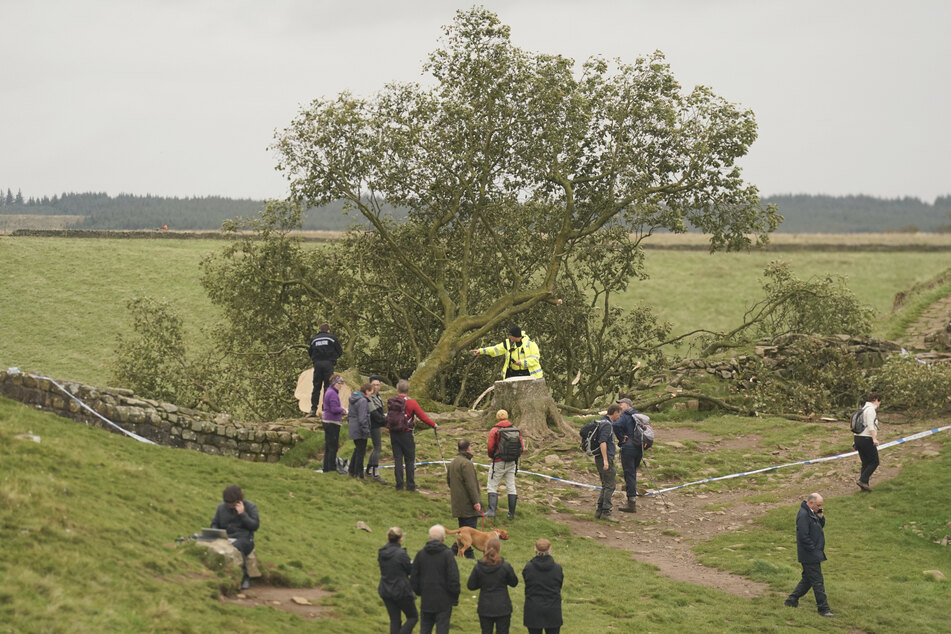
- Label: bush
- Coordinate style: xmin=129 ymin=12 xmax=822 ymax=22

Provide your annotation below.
xmin=869 ymin=356 xmax=951 ymax=412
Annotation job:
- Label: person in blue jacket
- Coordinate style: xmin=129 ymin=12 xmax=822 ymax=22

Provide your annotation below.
xmin=785 ymin=492 xmax=834 ymax=617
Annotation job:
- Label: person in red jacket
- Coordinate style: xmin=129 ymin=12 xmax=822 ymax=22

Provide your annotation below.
xmin=387 ymin=379 xmax=438 ymax=492
xmin=486 ymin=409 xmax=523 ymax=519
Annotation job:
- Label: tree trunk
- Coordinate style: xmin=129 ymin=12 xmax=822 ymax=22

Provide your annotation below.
xmin=486 ymin=377 xmax=574 ymax=439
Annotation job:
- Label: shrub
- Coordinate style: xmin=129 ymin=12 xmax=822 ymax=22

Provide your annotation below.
xmin=869 ymin=356 xmax=951 ymax=413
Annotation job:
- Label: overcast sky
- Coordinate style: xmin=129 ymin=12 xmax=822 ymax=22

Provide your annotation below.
xmin=2 ymin=0 xmax=949 ymax=202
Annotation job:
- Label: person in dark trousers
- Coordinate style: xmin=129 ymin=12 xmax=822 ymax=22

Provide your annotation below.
xmin=486 ymin=409 xmax=523 ymax=520
xmin=447 ymin=438 xmax=483 ymax=558
xmin=522 ymin=538 xmax=563 ymax=634
xmin=612 ymin=398 xmax=644 ymax=513
xmin=366 ymin=375 xmax=387 ymax=483
xmin=466 ymin=535 xmax=518 ymax=634
xmin=348 ymin=382 xmax=372 ymax=479
xmin=593 ymin=405 xmax=621 ymax=522
xmin=785 ymin=492 xmax=834 ymax=617
xmin=389 ymin=379 xmax=438 ymax=491
xmin=308 ymin=322 xmax=343 ymax=417
xmin=411 ymin=524 xmax=460 ymax=634
xmin=321 ymin=374 xmax=346 ymax=473
xmin=210 ymin=484 xmax=260 ymax=590
xmin=378 ymin=526 xmax=418 ymax=634
xmin=854 ymin=392 xmax=882 ymax=491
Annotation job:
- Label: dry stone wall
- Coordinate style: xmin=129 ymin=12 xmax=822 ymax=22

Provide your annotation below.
xmin=0 ymin=370 xmax=317 ymax=461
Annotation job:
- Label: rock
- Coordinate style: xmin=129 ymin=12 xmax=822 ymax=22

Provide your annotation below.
xmin=543 ymin=454 xmax=561 ymax=465
xmin=356 ymin=521 xmax=372 ymax=533
xmin=192 ymin=538 xmax=245 ymax=569
xmin=14 ymin=434 xmax=41 ymax=443
xmin=291 ymin=596 xmax=313 ymax=605
xmin=923 ymin=570 xmax=945 ymax=581
xmin=665 ymin=441 xmax=686 ymax=449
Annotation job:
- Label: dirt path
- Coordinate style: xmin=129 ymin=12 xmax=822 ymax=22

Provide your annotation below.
xmin=898 ymin=293 xmax=951 ymax=350
xmin=221 ymin=585 xmax=334 ymax=619
xmin=520 ymin=432 xmax=944 ymax=597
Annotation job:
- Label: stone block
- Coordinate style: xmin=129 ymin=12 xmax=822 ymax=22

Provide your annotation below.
xmin=182 ymin=429 xmax=197 ymax=442
xmin=129 ymin=409 xmax=146 ymax=424
xmin=68 ymin=400 xmax=81 ymax=413
xmin=184 ymin=441 xmax=201 ymax=451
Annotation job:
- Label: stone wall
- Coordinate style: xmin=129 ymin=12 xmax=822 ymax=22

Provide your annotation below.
xmin=0 ymin=370 xmax=317 ymax=461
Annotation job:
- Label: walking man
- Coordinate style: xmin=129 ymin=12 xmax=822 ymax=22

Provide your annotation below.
xmin=387 ymin=379 xmax=438 ymax=492
xmin=447 ymin=438 xmax=483 ymax=558
xmin=854 ymin=392 xmax=882 ymax=492
xmin=594 ymin=405 xmax=621 ymax=523
xmin=486 ymin=409 xmax=523 ymax=519
xmin=612 ymin=398 xmax=644 ymax=513
xmin=412 ymin=524 xmax=460 ymax=634
xmin=308 ymin=322 xmax=343 ymax=417
xmin=785 ymin=492 xmax=834 ymax=617
xmin=471 ymin=325 xmax=543 ymax=379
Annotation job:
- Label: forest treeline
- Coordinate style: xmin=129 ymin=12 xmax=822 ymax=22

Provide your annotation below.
xmin=1 ymin=188 xmax=949 ymax=233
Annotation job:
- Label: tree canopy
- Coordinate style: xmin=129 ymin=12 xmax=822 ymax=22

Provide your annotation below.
xmin=267 ymin=7 xmax=778 ymax=398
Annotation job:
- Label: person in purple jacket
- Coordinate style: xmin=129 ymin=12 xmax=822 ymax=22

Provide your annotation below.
xmin=322 ymin=374 xmax=347 ymax=473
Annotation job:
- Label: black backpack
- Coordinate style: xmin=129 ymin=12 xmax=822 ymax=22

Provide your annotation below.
xmin=850 ymin=407 xmax=867 ymax=434
xmin=580 ymin=419 xmax=607 ymax=456
xmin=386 ymin=396 xmax=412 ymax=433
xmin=494 ymin=427 xmax=523 ymax=462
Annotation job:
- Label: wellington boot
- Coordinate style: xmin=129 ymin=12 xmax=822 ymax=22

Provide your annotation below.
xmin=507 ymin=494 xmax=517 ymax=520
xmin=618 ymin=498 xmax=637 ymax=513
xmin=486 ymin=493 xmax=498 ymax=518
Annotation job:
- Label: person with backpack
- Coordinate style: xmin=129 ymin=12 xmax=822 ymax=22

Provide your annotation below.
xmin=853 ymin=391 xmax=882 ymax=492
xmin=321 ymin=374 xmax=347 ymax=474
xmin=486 ymin=409 xmax=523 ymax=520
xmin=522 ymin=538 xmax=564 ymax=634
xmin=387 ymin=379 xmax=438 ymax=492
xmin=583 ymin=405 xmax=621 ymax=522
xmin=366 ymin=375 xmax=387 ymax=483
xmin=378 ymin=526 xmax=418 ymax=634
xmin=307 ymin=322 xmax=343 ymax=417
xmin=347 ymin=382 xmax=372 ymax=479
xmin=447 ymin=438 xmax=483 ymax=558
xmin=466 ymin=535 xmax=518 ymax=634
xmin=471 ymin=325 xmax=543 ymax=379
xmin=612 ymin=398 xmax=644 ymax=513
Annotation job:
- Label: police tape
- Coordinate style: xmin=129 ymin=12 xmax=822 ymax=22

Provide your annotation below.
xmin=26 ymin=372 xmax=157 ymax=445
xmin=378 ymin=423 xmax=951 ymax=495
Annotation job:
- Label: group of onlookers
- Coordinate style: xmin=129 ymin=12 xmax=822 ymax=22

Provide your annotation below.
xmin=379 ymin=524 xmax=563 ymax=634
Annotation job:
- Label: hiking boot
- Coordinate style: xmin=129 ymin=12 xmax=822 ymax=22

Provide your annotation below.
xmin=784 ymin=600 xmax=798 ymax=608
xmin=306 ymin=410 xmax=317 ymax=418
xmin=241 ymin=575 xmax=251 ymax=590
xmin=507 ymin=494 xmax=517 ymax=520
xmin=372 ymin=468 xmax=386 ymax=484
xmin=594 ymin=509 xmax=603 ymax=519
xmin=618 ymin=498 xmax=637 ymax=513
xmin=486 ymin=493 xmax=498 ymax=518
xmin=601 ymin=512 xmax=620 ymax=523
xmin=856 ymin=480 xmax=871 ymax=492
xmin=819 ymin=611 xmax=835 ymax=618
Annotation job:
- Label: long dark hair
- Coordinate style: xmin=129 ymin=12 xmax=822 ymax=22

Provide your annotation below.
xmin=482 ymin=536 xmax=502 ymax=566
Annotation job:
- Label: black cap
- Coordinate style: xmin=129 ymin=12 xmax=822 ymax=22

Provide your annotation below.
xmin=508 ymin=325 xmax=522 ymax=338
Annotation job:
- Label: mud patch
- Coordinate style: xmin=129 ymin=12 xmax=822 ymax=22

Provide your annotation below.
xmin=222 ymin=585 xmax=334 ymax=619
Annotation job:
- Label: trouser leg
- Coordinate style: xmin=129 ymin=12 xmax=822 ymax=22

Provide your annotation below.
xmin=433 ymin=607 xmax=452 ymax=634
xmin=595 ymin=455 xmax=616 ymax=514
xmin=398 ymin=597 xmax=418 ymax=634
xmin=487 ymin=462 xmax=503 ymax=494
xmin=349 ymin=439 xmax=367 ymax=478
xmin=392 ymin=433 xmax=405 ymax=489
xmin=804 ymin=563 xmax=830 ymax=613
xmin=404 ymin=437 xmax=417 ymax=490
xmin=383 ymin=598 xmax=403 ymax=634
xmin=323 ymin=424 xmax=340 ymax=472
xmin=311 ymin=361 xmax=333 ymax=412
xmin=855 ymin=436 xmax=879 ymax=484
xmin=368 ymin=426 xmax=382 ymax=468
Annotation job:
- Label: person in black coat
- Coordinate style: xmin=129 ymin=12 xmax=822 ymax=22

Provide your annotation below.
xmin=466 ymin=536 xmax=518 ymax=634
xmin=378 ymin=526 xmax=418 ymax=634
xmin=307 ymin=322 xmax=343 ymax=417
xmin=411 ymin=524 xmax=460 ymax=634
xmin=785 ymin=493 xmax=834 ymax=617
xmin=210 ymin=484 xmax=260 ymax=590
xmin=522 ymin=538 xmax=564 ymax=634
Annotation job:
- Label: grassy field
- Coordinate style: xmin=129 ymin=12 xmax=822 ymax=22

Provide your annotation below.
xmin=3 ymin=396 xmax=950 ymax=632
xmin=3 ymin=235 xmax=951 ymax=386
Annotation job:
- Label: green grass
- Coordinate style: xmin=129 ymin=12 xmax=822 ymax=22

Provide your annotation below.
xmin=695 ymin=434 xmax=951 ymax=632
xmin=3 ymin=236 xmax=951 ymax=387
xmin=9 ymin=398 xmax=950 ymax=632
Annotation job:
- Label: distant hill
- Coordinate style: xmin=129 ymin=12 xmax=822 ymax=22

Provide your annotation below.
xmin=764 ymin=194 xmax=951 ymax=233
xmin=1 ymin=189 xmax=948 ymax=233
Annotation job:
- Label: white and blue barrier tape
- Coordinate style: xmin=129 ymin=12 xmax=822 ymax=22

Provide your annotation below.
xmin=370 ymin=424 xmax=950 ymax=495
xmin=18 ymin=371 xmax=157 ymax=445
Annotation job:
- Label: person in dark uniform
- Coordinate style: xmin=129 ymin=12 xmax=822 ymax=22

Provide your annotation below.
xmin=308 ymin=322 xmax=343 ymax=417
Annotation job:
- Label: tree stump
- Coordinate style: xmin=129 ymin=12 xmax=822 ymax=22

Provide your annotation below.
xmin=486 ymin=377 xmax=574 ymax=438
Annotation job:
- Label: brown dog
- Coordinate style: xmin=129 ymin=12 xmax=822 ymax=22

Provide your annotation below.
xmin=445 ymin=526 xmax=509 ymax=556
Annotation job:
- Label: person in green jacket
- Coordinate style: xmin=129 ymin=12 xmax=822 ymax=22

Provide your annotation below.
xmin=446 ymin=438 xmax=483 ymax=558
xmin=471 ymin=325 xmax=543 ymax=379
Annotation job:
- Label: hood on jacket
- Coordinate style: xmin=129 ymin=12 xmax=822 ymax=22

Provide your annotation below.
xmin=475 ymin=559 xmax=505 ymax=575
xmin=530 ymin=555 xmax=556 ymax=571
xmin=423 ymin=539 xmax=449 ymax=554
xmin=349 ymin=392 xmax=367 ymax=405
xmin=379 ymin=542 xmax=404 ymax=561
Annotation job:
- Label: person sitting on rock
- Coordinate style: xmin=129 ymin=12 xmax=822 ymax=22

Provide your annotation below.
xmin=211 ymin=484 xmax=260 ymax=589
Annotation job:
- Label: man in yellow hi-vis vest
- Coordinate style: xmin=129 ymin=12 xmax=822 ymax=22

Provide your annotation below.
xmin=471 ymin=325 xmax=543 ymax=379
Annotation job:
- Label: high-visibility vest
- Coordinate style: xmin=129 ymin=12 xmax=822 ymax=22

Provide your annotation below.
xmin=478 ymin=335 xmax=543 ymax=379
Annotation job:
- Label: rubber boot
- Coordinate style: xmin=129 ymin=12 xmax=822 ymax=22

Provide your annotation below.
xmin=618 ymin=498 xmax=637 ymax=513
xmin=486 ymin=493 xmax=498 ymax=518
xmin=507 ymin=494 xmax=517 ymax=520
